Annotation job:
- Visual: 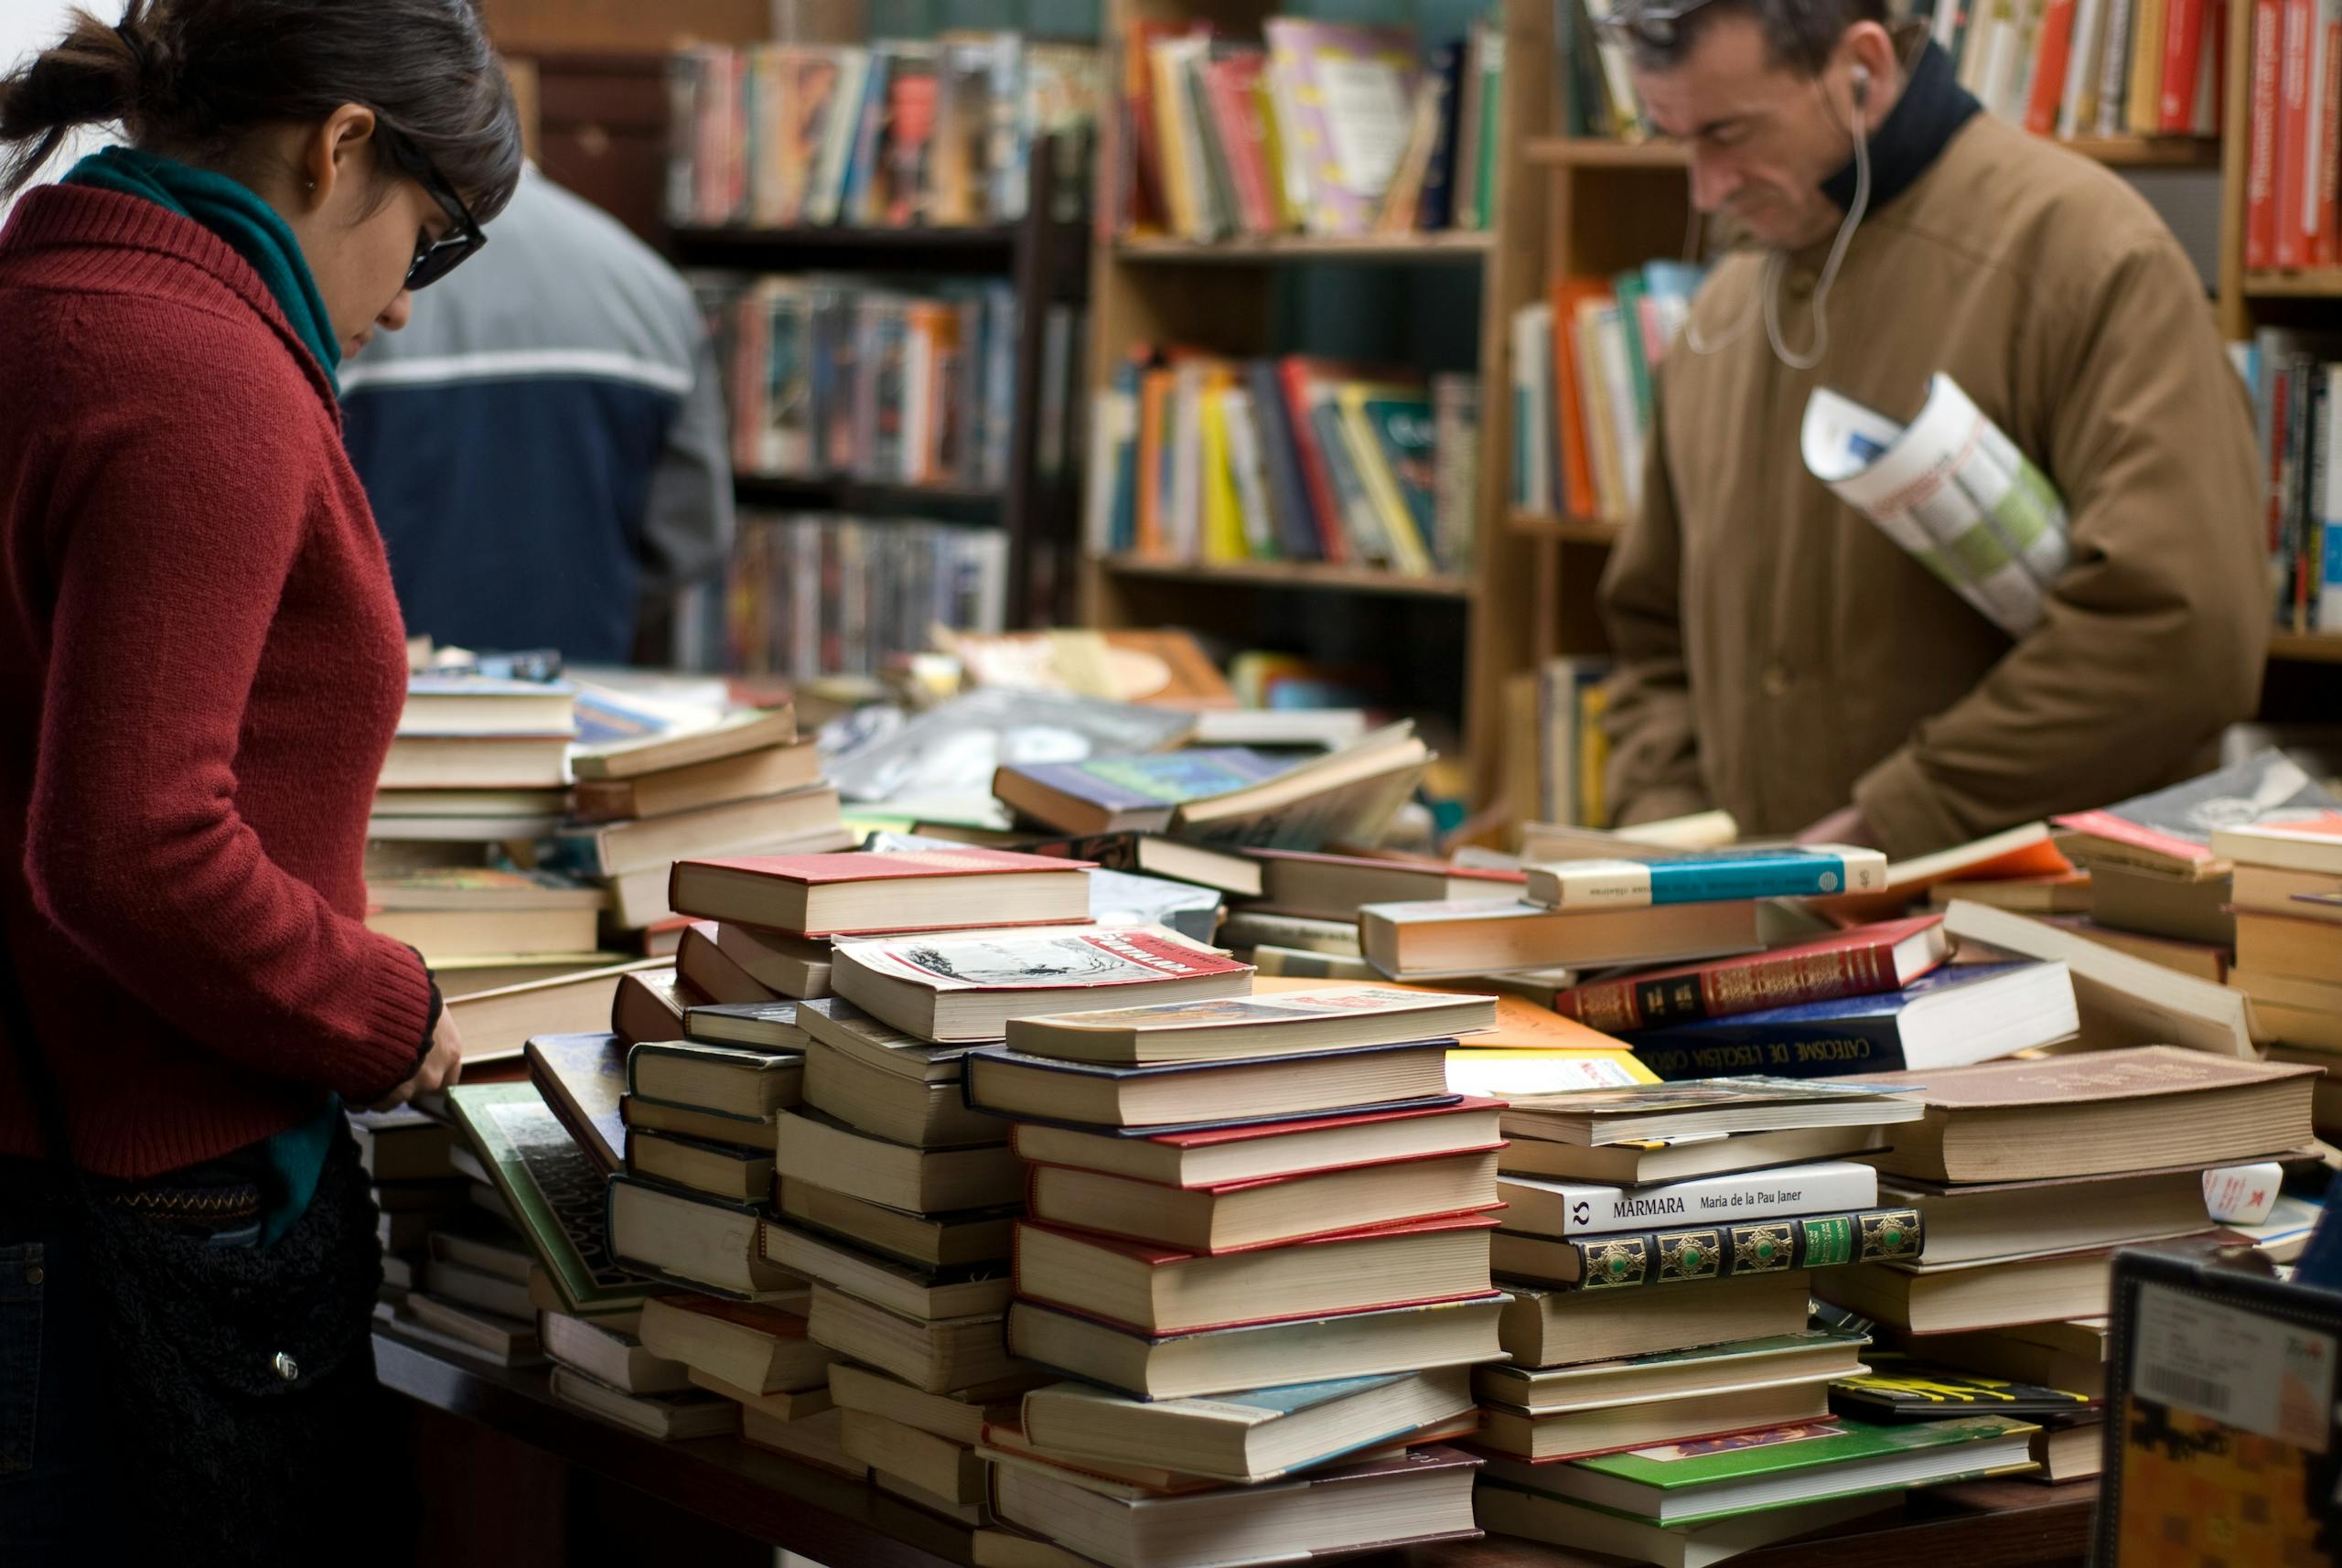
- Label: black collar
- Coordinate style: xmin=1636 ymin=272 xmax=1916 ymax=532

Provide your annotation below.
xmin=1819 ymin=39 xmax=1980 ymax=214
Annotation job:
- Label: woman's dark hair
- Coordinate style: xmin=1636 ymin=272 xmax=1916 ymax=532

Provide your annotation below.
xmin=0 ymin=0 xmax=522 ymax=215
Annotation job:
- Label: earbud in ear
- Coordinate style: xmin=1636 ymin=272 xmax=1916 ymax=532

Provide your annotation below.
xmin=1851 ymin=63 xmax=1872 ymax=107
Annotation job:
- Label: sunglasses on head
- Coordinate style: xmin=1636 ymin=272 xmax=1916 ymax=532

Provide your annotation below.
xmin=381 ymin=134 xmax=485 ymax=291
xmin=1595 ymin=0 xmax=1725 ymax=48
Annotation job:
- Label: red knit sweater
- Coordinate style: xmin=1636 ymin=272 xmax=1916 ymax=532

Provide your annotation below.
xmin=0 ymin=186 xmax=435 ymax=1178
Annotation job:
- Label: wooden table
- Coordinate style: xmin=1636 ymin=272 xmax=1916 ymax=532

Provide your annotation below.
xmin=376 ymin=1328 xmax=2096 ymax=1568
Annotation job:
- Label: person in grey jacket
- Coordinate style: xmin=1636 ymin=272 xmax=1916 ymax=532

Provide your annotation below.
xmin=342 ymin=162 xmax=734 ymax=662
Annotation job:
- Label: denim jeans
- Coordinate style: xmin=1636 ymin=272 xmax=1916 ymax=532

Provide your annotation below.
xmin=0 ymin=1218 xmax=124 ymax=1561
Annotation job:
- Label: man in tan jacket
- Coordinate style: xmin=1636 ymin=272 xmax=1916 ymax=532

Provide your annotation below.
xmin=1598 ymin=0 xmax=2267 ymax=857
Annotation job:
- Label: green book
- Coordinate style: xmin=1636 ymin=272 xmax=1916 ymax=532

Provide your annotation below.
xmin=1610 ymin=270 xmax=1654 ymax=428
xmin=1492 ymin=1206 xmax=1923 ymax=1292
xmin=1552 ymin=1413 xmax=2039 ymax=1526
xmin=445 ymin=1081 xmax=669 ymax=1317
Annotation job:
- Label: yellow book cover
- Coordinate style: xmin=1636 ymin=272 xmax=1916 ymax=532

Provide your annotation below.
xmin=1444 ymin=1046 xmax=1658 ymax=1098
xmin=2124 ymin=0 xmax=2167 ymax=134
xmin=1148 ymin=43 xmax=1199 ymax=237
xmin=1198 ymin=378 xmax=1248 ymax=563
xmin=1577 ymin=683 xmax=1611 ymax=829
xmin=1336 ymin=383 xmax=1435 ymax=575
xmin=1252 ymin=77 xmax=1297 ymax=231
xmin=1573 ymin=296 xmax=1628 ymax=523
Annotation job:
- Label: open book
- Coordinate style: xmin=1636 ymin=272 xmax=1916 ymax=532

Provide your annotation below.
xmin=1801 ymin=374 xmax=2070 ymax=637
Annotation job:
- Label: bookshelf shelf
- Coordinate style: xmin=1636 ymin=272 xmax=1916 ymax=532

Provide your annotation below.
xmin=2269 ymin=630 xmax=2342 ymax=661
xmin=1096 ymin=555 xmax=1476 ymax=599
xmin=1523 ymin=134 xmax=2218 ymax=171
xmin=733 ymin=474 xmax=1004 ymax=520
xmin=1112 ymin=231 xmax=1495 ymax=263
xmin=670 ymin=224 xmax=1022 ymax=269
xmin=1510 ymin=510 xmax=1624 ymax=543
xmin=2243 ymin=269 xmax=2342 ymax=298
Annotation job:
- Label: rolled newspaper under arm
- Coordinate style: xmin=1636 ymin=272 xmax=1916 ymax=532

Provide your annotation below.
xmin=1801 ymin=372 xmax=2072 ymax=637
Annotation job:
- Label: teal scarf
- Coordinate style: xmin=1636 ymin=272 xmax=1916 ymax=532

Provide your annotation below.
xmin=65 ymin=145 xmax=341 ymax=391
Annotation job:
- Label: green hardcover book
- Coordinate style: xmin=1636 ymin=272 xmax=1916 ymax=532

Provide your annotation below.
xmin=1474 ymin=21 xmax=1504 ymax=230
xmin=1610 ymin=270 xmax=1654 ymax=427
xmin=1552 ymin=1413 xmax=2040 ymax=1525
xmin=1360 ymin=392 xmax=1440 ymax=569
xmin=445 ymin=1081 xmax=669 ymax=1317
xmin=1829 ymin=1354 xmax=2099 ymax=1423
xmin=1494 ymin=1207 xmax=1923 ymax=1292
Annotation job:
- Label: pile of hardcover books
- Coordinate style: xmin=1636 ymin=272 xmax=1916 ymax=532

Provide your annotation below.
xmin=1808 ymin=1047 xmax=2318 ymax=1490
xmin=964 ymin=982 xmax=1511 ymax=1563
xmin=1467 ymin=1076 xmax=2025 ymax=1560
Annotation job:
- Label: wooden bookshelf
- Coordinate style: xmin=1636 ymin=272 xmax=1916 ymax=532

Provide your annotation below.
xmin=1510 ymin=510 xmax=1625 ymax=544
xmin=2270 ymin=630 xmax=2342 ymax=662
xmin=1097 ymin=554 xmax=1477 ymax=598
xmin=1080 ymin=0 xmax=1542 ymax=808
xmin=668 ymin=135 xmax=1090 ymax=628
xmin=2242 ymin=269 xmax=2342 ymax=299
xmin=1111 ymin=231 xmax=1495 ymax=263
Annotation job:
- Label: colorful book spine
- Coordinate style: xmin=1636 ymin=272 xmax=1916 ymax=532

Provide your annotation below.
xmin=1549 ymin=1208 xmax=1923 ymax=1292
xmin=1528 ymin=850 xmax=1889 ymax=910
xmin=1558 ymin=940 xmax=1907 ymax=1033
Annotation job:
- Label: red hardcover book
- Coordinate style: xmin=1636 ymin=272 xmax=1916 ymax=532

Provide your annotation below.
xmin=2249 ymin=0 xmax=2283 ymax=267
xmin=2319 ymin=0 xmax=2341 ymax=263
xmin=1010 ymin=1097 xmax=1509 ymax=1189
xmin=1201 ymin=50 xmax=1277 ymax=236
xmin=1012 ymin=1212 xmax=1502 ymax=1335
xmin=2028 ymin=0 xmax=2081 ymax=134
xmin=2279 ymin=0 xmax=2314 ymax=269
xmin=2159 ymin=0 xmax=2208 ymax=130
xmin=1274 ymin=358 xmax=1406 ymax=563
xmin=1553 ymin=915 xmax=1951 ymax=1034
xmin=669 ymin=848 xmax=1096 ymax=938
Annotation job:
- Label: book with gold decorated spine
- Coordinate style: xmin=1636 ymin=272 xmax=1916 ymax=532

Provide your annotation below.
xmin=1493 ymin=1206 xmax=1922 ymax=1292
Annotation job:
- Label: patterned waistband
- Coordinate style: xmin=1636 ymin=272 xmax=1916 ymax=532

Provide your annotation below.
xmin=102 ymin=1181 xmax=265 ymax=1228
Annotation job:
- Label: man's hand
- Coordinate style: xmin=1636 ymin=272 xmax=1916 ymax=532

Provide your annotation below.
xmin=371 ymin=1007 xmax=464 ymax=1111
xmin=1795 ymin=804 xmax=1876 ymax=849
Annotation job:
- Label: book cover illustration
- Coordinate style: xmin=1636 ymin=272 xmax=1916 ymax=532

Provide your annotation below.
xmin=449 ymin=1083 xmax=662 ymax=1313
xmin=1830 ymin=1355 xmax=2100 ymax=1421
xmin=846 ymin=926 xmax=1245 ymax=993
xmin=1011 ymin=748 xmax=1291 ymax=811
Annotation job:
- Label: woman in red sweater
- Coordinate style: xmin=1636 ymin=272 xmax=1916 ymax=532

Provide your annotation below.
xmin=0 ymin=3 xmax=520 ymax=1561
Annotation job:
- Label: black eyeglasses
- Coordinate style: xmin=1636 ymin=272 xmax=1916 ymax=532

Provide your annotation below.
xmin=382 ymin=134 xmax=485 ymax=291
xmin=1595 ymin=0 xmax=1724 ymax=48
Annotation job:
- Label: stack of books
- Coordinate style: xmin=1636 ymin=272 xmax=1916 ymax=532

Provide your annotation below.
xmin=1103 ymin=16 xmax=1504 ymax=239
xmin=1087 ymin=350 xmax=1479 ymax=578
xmin=550 ymin=704 xmax=851 ymax=935
xmin=727 ymin=513 xmax=1012 ymax=685
xmin=664 ymin=37 xmax=1101 ymax=231
xmin=363 ymin=866 xmax=615 ymax=1000
xmin=351 ymin=1106 xmax=469 ymax=1311
xmin=1510 ymin=264 xmax=1701 ymax=523
xmin=1472 ymin=1078 xmax=2047 ymax=1561
xmin=2215 ymin=819 xmax=2342 ymax=1058
xmin=2054 ymin=752 xmax=2342 ymax=983
xmin=1360 ymin=844 xmax=1888 ymax=983
xmin=965 ymin=983 xmax=1508 ymax=1563
xmin=371 ymin=672 xmax=575 ymax=850
xmin=988 ymin=725 xmax=1431 ymax=854
xmin=1815 ymin=1046 xmax=2314 ymax=1373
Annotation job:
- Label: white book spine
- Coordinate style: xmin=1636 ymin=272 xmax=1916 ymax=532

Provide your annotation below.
xmin=1524 ymin=1160 xmax=1882 ymax=1237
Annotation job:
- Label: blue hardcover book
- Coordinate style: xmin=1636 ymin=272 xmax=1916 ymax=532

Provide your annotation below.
xmin=1526 ymin=846 xmax=1889 ymax=909
xmin=1247 ymin=359 xmax=1323 ymax=561
xmin=1418 ymin=42 xmax=1465 ymax=231
xmin=995 ymin=748 xmax=1295 ymax=834
xmin=1628 ymin=961 xmax=2079 ymax=1080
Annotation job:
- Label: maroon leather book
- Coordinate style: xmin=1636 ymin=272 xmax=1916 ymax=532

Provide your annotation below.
xmin=1554 ymin=916 xmax=1949 ymax=1033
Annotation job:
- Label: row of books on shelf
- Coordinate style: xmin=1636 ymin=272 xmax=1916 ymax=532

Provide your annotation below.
xmin=695 ymin=273 xmax=1083 ymax=492
xmin=1086 ymin=351 xmax=1480 ymax=577
xmin=365 ymin=774 xmax=2337 ymax=1563
xmin=1558 ymin=0 xmax=2221 ymax=144
xmin=1106 ymin=15 xmax=1506 ymax=242
xmin=2238 ymin=328 xmax=2342 ymax=631
xmin=1509 ymin=264 xmax=1700 ymax=522
xmin=727 ymin=513 xmax=1009 ymax=682
xmin=664 ymin=37 xmax=1101 ymax=231
xmin=2243 ymin=0 xmax=2342 ymax=268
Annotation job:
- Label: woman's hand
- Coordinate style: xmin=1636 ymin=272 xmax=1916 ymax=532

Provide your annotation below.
xmin=370 ymin=1007 xmax=464 ymax=1110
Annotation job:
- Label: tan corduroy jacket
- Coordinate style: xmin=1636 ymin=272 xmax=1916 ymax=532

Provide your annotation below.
xmin=1600 ymin=112 xmax=2267 ymax=858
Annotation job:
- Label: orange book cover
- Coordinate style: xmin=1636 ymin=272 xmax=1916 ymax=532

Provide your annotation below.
xmin=1135 ymin=365 xmax=1176 ymax=557
xmin=1550 ymin=276 xmax=1610 ymax=522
